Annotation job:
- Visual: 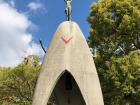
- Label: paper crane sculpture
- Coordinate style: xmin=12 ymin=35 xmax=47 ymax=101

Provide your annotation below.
xmin=32 ymin=21 xmax=104 ymax=105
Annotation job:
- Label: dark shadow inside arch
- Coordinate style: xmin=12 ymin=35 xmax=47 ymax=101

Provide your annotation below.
xmin=47 ymin=71 xmax=86 ymax=105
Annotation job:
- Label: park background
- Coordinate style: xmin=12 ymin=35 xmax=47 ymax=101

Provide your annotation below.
xmin=0 ymin=0 xmax=140 ymax=105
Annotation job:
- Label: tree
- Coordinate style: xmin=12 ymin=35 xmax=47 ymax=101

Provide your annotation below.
xmin=88 ymin=0 xmax=140 ymax=105
xmin=101 ymin=51 xmax=140 ymax=105
xmin=0 ymin=55 xmax=40 ymax=105
xmin=88 ymin=0 xmax=140 ymax=57
xmin=0 ymin=55 xmax=56 ymax=105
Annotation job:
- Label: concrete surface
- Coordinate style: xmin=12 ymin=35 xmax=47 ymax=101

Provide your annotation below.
xmin=32 ymin=21 xmax=104 ymax=105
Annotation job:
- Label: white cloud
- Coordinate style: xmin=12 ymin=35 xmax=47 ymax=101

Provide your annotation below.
xmin=0 ymin=0 xmax=15 ymax=7
xmin=0 ymin=2 xmax=43 ymax=67
xmin=26 ymin=1 xmax=47 ymax=16
xmin=28 ymin=2 xmax=43 ymax=11
xmin=9 ymin=0 xmax=15 ymax=7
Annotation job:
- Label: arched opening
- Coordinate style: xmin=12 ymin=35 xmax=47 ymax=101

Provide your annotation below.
xmin=47 ymin=71 xmax=86 ymax=105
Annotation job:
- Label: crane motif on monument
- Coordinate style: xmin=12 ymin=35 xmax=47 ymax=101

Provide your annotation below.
xmin=32 ymin=1 xmax=104 ymax=105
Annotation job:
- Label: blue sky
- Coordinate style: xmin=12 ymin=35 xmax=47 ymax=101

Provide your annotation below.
xmin=0 ymin=0 xmax=97 ymax=67
xmin=16 ymin=0 xmax=97 ymax=47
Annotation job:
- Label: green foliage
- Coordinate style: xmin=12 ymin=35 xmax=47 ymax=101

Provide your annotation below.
xmin=88 ymin=0 xmax=140 ymax=56
xmin=0 ymin=55 xmax=40 ymax=105
xmin=100 ymin=51 xmax=140 ymax=105
xmin=0 ymin=55 xmax=56 ymax=105
xmin=88 ymin=0 xmax=140 ymax=105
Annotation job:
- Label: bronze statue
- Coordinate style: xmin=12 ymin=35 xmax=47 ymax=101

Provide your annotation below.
xmin=65 ymin=0 xmax=72 ymax=21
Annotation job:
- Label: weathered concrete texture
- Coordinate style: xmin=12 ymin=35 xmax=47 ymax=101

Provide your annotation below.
xmin=32 ymin=21 xmax=104 ymax=105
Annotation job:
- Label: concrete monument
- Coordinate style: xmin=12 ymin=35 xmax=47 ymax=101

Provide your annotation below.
xmin=32 ymin=1 xmax=104 ymax=105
